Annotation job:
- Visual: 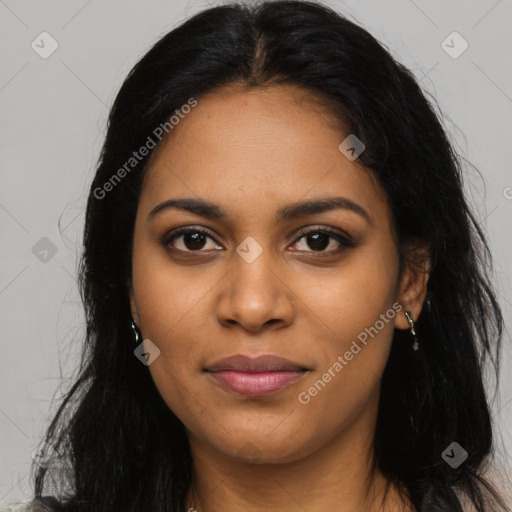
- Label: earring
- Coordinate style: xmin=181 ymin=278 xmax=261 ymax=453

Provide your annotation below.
xmin=131 ymin=318 xmax=140 ymax=345
xmin=404 ymin=311 xmax=419 ymax=351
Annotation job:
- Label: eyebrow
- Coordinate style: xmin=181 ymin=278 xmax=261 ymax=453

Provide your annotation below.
xmin=148 ymin=196 xmax=373 ymax=225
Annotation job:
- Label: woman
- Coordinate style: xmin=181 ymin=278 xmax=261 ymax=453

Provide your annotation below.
xmin=6 ymin=1 xmax=510 ymax=510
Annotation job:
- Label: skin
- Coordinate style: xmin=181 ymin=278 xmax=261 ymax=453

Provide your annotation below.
xmin=129 ymin=84 xmax=429 ymax=512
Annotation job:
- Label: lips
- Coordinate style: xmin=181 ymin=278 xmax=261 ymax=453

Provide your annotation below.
xmin=205 ymin=355 xmax=310 ymax=396
xmin=205 ymin=354 xmax=309 ymax=373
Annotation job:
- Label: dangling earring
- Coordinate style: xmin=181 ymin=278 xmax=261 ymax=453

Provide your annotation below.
xmin=404 ymin=311 xmax=419 ymax=351
xmin=131 ymin=318 xmax=141 ymax=345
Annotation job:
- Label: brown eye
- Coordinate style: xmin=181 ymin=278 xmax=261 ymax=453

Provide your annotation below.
xmin=290 ymin=228 xmax=355 ymax=254
xmin=163 ymin=227 xmax=222 ymax=253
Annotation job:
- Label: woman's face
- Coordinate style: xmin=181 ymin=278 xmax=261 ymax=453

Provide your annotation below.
xmin=129 ymin=85 xmax=421 ymax=464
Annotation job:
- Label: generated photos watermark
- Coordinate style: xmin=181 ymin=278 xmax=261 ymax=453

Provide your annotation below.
xmin=298 ymin=302 xmax=403 ymax=404
xmin=93 ymin=97 xmax=198 ymax=200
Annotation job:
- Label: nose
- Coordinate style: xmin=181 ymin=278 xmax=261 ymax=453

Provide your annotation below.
xmin=216 ymin=244 xmax=294 ymax=333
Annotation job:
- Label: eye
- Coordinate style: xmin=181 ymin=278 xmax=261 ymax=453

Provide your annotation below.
xmin=162 ymin=226 xmax=355 ymax=255
xmin=290 ymin=227 xmax=354 ymax=254
xmin=162 ymin=227 xmax=222 ymax=253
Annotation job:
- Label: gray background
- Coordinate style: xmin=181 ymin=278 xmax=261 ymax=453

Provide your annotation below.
xmin=1 ymin=0 xmax=511 ymax=504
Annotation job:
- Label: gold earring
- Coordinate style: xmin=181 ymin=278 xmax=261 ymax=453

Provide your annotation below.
xmin=404 ymin=311 xmax=419 ymax=351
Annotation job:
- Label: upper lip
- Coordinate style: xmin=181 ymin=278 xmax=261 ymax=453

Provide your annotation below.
xmin=205 ymin=354 xmax=309 ymax=373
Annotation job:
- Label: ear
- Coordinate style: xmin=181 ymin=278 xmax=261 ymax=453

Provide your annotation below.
xmin=394 ymin=240 xmax=430 ymax=330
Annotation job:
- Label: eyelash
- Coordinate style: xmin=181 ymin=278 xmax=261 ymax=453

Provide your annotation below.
xmin=161 ymin=225 xmax=355 ymax=256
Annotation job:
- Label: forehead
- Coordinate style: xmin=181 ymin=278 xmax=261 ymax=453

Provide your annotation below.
xmin=139 ymin=85 xmax=390 ymax=226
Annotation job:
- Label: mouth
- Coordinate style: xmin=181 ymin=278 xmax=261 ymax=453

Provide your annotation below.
xmin=204 ymin=354 xmax=310 ymax=397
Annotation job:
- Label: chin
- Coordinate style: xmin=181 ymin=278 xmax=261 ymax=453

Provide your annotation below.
xmin=210 ymin=429 xmax=316 ymax=465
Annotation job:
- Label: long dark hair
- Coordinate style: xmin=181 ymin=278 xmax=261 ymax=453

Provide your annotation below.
xmin=29 ymin=1 xmax=509 ymax=510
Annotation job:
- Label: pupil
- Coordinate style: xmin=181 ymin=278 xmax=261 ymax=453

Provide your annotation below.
xmin=185 ymin=232 xmax=206 ymax=250
xmin=308 ymin=233 xmax=329 ymax=251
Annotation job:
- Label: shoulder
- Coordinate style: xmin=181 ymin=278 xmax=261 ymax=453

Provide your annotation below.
xmin=0 ymin=495 xmax=66 ymax=512
xmin=0 ymin=502 xmax=52 ymax=512
xmin=0 ymin=505 xmax=33 ymax=512
xmin=456 ymin=465 xmax=512 ymax=512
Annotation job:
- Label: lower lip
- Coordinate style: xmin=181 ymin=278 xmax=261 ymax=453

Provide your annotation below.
xmin=207 ymin=370 xmax=306 ymax=396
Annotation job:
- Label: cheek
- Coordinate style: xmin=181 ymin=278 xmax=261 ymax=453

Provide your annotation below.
xmin=293 ymin=243 xmax=399 ymax=406
xmin=132 ymin=230 xmax=214 ymax=340
xmin=297 ymin=241 xmax=399 ymax=346
xmin=130 ymin=239 xmax=208 ymax=398
xmin=293 ymin=302 xmax=397 ymax=444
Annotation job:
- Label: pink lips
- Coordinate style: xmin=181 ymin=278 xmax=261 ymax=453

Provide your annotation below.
xmin=205 ymin=354 xmax=309 ymax=397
